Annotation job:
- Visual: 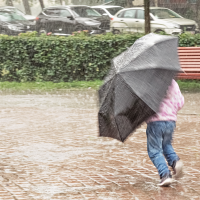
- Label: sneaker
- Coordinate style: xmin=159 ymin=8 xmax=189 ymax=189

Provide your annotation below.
xmin=172 ymin=159 xmax=183 ymax=178
xmin=158 ymin=173 xmax=173 ymax=187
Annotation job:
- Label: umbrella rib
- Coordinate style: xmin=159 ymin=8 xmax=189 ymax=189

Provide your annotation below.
xmin=99 ymin=75 xmax=123 ymax=142
xmin=114 ymin=74 xmax=138 ymax=142
xmin=119 ymin=68 xmax=179 ymax=74
xmin=112 ymin=75 xmax=123 ymax=142
xmin=113 ymin=107 xmax=123 ymax=142
xmin=118 ymin=73 xmax=138 ymax=96
xmin=99 ymin=78 xmax=114 ymax=110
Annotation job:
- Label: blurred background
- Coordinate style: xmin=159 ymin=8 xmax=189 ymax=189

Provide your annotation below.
xmin=0 ymin=0 xmax=199 ymax=21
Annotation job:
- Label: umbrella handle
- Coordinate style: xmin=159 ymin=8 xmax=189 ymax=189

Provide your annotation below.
xmin=182 ymin=70 xmax=187 ymax=75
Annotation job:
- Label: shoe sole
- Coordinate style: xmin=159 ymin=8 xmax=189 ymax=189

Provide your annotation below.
xmin=158 ymin=178 xmax=173 ymax=187
xmin=173 ymin=160 xmax=184 ymax=179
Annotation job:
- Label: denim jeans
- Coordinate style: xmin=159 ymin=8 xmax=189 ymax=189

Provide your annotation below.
xmin=146 ymin=121 xmax=179 ymax=178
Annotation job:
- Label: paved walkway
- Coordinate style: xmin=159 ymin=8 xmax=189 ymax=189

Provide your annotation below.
xmin=0 ymin=90 xmax=199 ymax=200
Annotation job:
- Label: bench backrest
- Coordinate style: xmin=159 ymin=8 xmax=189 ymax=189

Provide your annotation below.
xmin=178 ymin=47 xmax=200 ymax=79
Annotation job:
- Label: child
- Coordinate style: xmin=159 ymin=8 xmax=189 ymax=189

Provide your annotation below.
xmin=146 ymin=79 xmax=184 ymax=186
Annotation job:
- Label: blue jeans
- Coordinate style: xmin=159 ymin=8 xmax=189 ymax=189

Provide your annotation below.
xmin=146 ymin=121 xmax=179 ymax=178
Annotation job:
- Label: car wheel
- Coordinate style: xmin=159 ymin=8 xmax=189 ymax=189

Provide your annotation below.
xmin=74 ymin=26 xmax=84 ymax=32
xmin=113 ymin=29 xmax=120 ymax=34
xmin=39 ymin=28 xmax=47 ymax=35
xmin=155 ymin=29 xmax=166 ymax=35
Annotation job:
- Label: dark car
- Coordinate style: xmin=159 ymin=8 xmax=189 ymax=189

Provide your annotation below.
xmin=0 ymin=9 xmax=35 ymax=35
xmin=35 ymin=5 xmax=110 ymax=35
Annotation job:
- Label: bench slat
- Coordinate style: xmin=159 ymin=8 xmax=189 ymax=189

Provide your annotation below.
xmin=178 ymin=47 xmax=200 ymax=79
xmin=178 ymin=73 xmax=200 ymax=75
xmin=180 ymin=70 xmax=200 ymax=72
xmin=180 ymin=73 xmax=200 ymax=75
xmin=180 ymin=59 xmax=200 ymax=62
xmin=178 ymin=50 xmax=200 ymax=52
xmin=178 ymin=47 xmax=200 ymax=50
xmin=181 ymin=65 xmax=200 ymax=69
xmin=180 ymin=60 xmax=200 ymax=63
xmin=179 ymin=56 xmax=200 ymax=59
xmin=178 ymin=50 xmax=200 ymax=53
xmin=178 ymin=74 xmax=200 ymax=76
xmin=177 ymin=77 xmax=200 ymax=80
xmin=178 ymin=52 xmax=200 ymax=57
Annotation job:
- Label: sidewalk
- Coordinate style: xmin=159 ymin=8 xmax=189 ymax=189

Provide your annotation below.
xmin=0 ymin=91 xmax=199 ymax=200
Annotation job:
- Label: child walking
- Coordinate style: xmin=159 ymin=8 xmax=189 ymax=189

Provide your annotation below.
xmin=146 ymin=79 xmax=184 ymax=186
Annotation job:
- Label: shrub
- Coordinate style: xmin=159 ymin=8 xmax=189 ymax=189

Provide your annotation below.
xmin=0 ymin=32 xmax=200 ymax=82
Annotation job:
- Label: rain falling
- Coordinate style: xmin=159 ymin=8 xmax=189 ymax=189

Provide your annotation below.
xmin=0 ymin=0 xmax=200 ymax=199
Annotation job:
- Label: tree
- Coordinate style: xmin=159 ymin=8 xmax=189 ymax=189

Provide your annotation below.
xmin=22 ymin=0 xmax=31 ymax=15
xmin=196 ymin=0 xmax=200 ymax=28
xmin=144 ymin=0 xmax=150 ymax=34
xmin=196 ymin=0 xmax=200 ymax=18
xmin=39 ymin=0 xmax=45 ymax=9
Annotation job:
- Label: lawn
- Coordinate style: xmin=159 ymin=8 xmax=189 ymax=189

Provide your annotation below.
xmin=0 ymin=80 xmax=200 ymax=93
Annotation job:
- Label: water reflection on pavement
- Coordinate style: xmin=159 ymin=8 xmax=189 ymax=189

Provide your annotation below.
xmin=0 ymin=90 xmax=199 ymax=200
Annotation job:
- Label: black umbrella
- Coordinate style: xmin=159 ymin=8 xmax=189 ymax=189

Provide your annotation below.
xmin=98 ymin=33 xmax=181 ymax=142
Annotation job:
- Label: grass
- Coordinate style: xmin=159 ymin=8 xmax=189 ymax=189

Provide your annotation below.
xmin=177 ymin=80 xmax=200 ymax=92
xmin=0 ymin=80 xmax=103 ymax=91
xmin=0 ymin=80 xmax=200 ymax=93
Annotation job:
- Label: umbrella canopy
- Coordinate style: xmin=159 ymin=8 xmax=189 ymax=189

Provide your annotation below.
xmin=98 ymin=33 xmax=181 ymax=142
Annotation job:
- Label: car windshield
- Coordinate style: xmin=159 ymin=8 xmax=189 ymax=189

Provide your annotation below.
xmin=72 ymin=7 xmax=102 ymax=18
xmin=106 ymin=7 xmax=123 ymax=15
xmin=0 ymin=11 xmax=26 ymax=21
xmin=150 ymin=9 xmax=181 ymax=19
xmin=14 ymin=9 xmax=25 ymax=15
xmin=3 ymin=8 xmax=25 ymax=15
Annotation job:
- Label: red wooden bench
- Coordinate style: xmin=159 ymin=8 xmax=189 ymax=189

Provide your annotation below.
xmin=178 ymin=47 xmax=200 ymax=79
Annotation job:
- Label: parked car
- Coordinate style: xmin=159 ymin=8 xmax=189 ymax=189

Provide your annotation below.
xmin=0 ymin=6 xmax=36 ymax=23
xmin=0 ymin=9 xmax=36 ymax=35
xmin=92 ymin=5 xmax=124 ymax=19
xmin=35 ymin=6 xmax=110 ymax=36
xmin=111 ymin=7 xmax=199 ymax=35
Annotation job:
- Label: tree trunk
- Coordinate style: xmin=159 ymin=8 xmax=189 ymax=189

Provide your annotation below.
xmin=22 ymin=0 xmax=31 ymax=15
xmin=5 ymin=0 xmax=14 ymax=6
xmin=196 ymin=0 xmax=200 ymax=18
xmin=39 ymin=0 xmax=45 ymax=9
xmin=154 ymin=0 xmax=158 ymax=7
xmin=144 ymin=0 xmax=151 ymax=34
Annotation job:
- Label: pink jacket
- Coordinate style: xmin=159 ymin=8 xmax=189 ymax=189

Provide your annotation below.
xmin=147 ymin=79 xmax=184 ymax=123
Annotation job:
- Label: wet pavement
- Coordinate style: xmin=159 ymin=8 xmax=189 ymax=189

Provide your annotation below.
xmin=0 ymin=90 xmax=199 ymax=200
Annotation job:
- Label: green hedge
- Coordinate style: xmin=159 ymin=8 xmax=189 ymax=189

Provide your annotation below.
xmin=0 ymin=32 xmax=200 ymax=82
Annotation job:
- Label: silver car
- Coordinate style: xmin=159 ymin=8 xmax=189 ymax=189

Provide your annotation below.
xmin=92 ymin=5 xmax=124 ymax=19
xmin=111 ymin=7 xmax=199 ymax=35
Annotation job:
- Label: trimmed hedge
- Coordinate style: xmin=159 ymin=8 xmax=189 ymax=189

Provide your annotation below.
xmin=0 ymin=32 xmax=200 ymax=82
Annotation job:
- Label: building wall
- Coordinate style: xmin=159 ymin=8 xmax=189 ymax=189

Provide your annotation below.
xmin=132 ymin=0 xmax=143 ymax=6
